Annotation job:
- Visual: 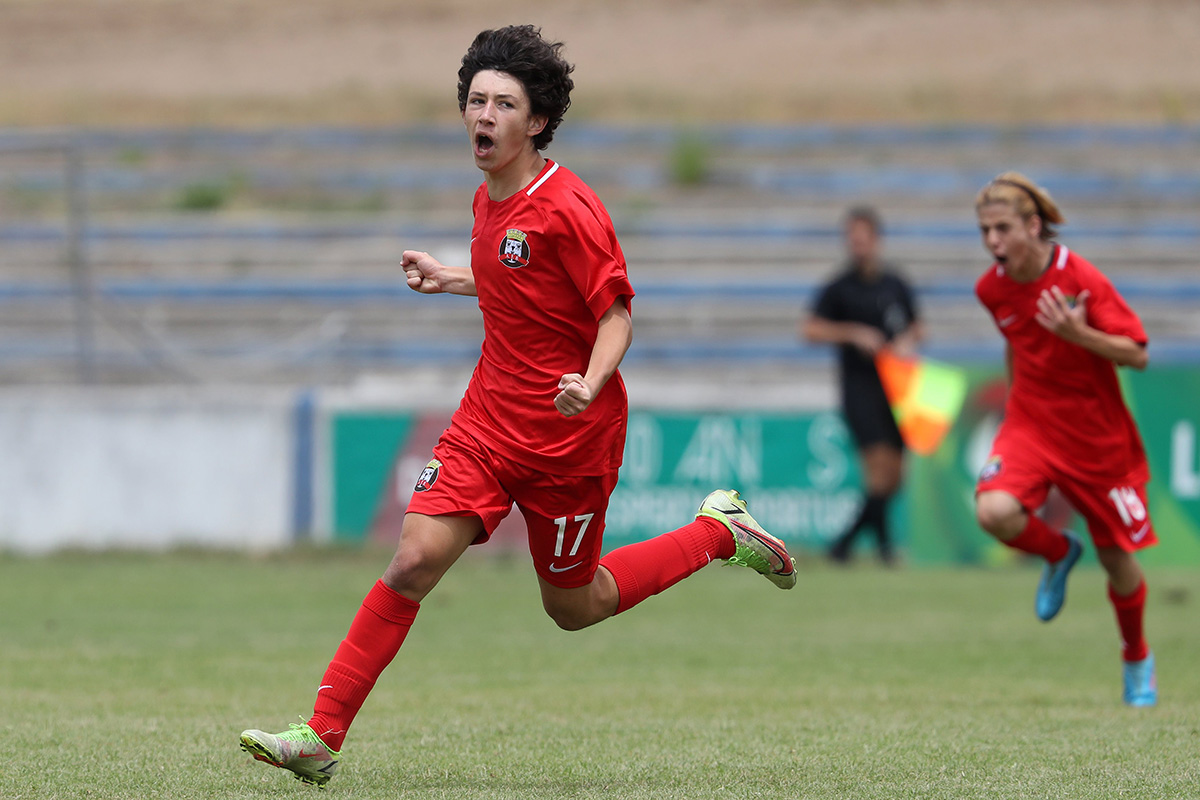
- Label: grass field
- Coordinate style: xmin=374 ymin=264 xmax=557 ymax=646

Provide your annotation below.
xmin=2 ymin=548 xmax=1198 ymax=799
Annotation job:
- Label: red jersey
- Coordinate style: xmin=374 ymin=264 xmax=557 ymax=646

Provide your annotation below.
xmin=975 ymin=244 xmax=1149 ymax=485
xmin=451 ymin=160 xmax=635 ymax=476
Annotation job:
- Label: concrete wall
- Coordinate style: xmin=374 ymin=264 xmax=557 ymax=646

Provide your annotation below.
xmin=0 ymin=388 xmax=298 ymax=553
xmin=0 ymin=370 xmax=831 ymax=555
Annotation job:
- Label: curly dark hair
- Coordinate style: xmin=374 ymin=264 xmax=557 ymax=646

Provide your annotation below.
xmin=457 ymin=25 xmax=575 ymax=151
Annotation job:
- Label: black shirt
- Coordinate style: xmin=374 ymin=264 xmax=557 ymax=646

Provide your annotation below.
xmin=812 ymin=263 xmax=919 ymax=398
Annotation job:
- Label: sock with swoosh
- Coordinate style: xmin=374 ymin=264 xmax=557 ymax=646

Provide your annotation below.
xmin=1005 ymin=513 xmax=1070 ymax=563
xmin=599 ymin=518 xmax=734 ymax=615
xmin=1109 ymin=580 xmax=1149 ymax=663
xmin=306 ymin=579 xmax=419 ymax=752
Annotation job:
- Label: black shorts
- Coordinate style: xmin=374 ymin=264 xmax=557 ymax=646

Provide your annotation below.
xmin=841 ymin=377 xmax=903 ymax=451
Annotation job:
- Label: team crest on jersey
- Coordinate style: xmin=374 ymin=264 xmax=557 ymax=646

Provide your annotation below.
xmin=498 ymin=229 xmax=530 ymax=268
xmin=1052 ymin=285 xmax=1079 ymax=307
xmin=414 ymin=459 xmax=442 ymax=493
xmin=979 ymin=456 xmax=1003 ymax=483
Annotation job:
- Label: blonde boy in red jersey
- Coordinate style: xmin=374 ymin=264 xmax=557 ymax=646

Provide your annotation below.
xmin=973 ymin=172 xmax=1156 ymax=707
xmin=239 ymin=25 xmax=797 ymax=786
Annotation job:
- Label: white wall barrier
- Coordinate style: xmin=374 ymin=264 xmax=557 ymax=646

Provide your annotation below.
xmin=0 ymin=372 xmax=831 ymax=555
xmin=0 ymin=388 xmax=301 ymax=553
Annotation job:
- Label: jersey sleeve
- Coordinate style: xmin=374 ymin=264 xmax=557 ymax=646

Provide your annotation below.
xmin=549 ymin=197 xmax=634 ymax=320
xmin=812 ymin=278 xmax=844 ymax=321
xmin=975 ymin=270 xmax=999 ymax=317
xmin=1081 ymin=265 xmax=1148 ymax=345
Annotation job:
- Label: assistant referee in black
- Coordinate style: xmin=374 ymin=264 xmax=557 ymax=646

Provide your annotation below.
xmin=803 ymin=206 xmax=923 ymax=565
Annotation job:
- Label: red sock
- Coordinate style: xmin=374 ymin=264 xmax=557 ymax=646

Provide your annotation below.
xmin=307 ymin=580 xmax=419 ymax=751
xmin=1108 ymin=580 xmax=1149 ymax=662
xmin=1005 ymin=514 xmax=1070 ymax=563
xmin=599 ymin=518 xmax=734 ymax=615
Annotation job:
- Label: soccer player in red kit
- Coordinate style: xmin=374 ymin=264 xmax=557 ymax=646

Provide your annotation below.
xmin=973 ymin=172 xmax=1156 ymax=707
xmin=239 ymin=25 xmax=797 ymax=786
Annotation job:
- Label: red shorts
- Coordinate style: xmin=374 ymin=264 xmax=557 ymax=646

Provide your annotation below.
xmin=405 ymin=424 xmax=618 ymax=588
xmin=976 ymin=424 xmax=1157 ymax=552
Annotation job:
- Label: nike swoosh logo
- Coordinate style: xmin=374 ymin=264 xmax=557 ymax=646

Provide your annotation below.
xmin=1131 ymin=521 xmax=1151 ymax=543
xmin=548 ymin=561 xmax=583 ymax=573
xmin=317 ymin=685 xmax=333 ymax=692
xmin=730 ymin=519 xmax=791 ymax=572
xmin=998 ymin=314 xmax=1018 ymax=327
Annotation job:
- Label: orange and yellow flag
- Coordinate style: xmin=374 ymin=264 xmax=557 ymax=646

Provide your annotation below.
xmin=875 ymin=350 xmax=968 ymax=456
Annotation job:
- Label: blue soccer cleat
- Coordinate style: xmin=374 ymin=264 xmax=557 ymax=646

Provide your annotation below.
xmin=1035 ymin=530 xmax=1082 ymax=622
xmin=1122 ymin=652 xmax=1157 ymax=707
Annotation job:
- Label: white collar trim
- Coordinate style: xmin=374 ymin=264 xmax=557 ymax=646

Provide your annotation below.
xmin=526 ymin=162 xmax=559 ymax=196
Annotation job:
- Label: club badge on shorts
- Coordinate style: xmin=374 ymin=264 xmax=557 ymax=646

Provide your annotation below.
xmin=498 ymin=229 xmax=530 ymax=268
xmin=414 ymin=459 xmax=442 ymax=492
xmin=979 ymin=455 xmax=1002 ymax=482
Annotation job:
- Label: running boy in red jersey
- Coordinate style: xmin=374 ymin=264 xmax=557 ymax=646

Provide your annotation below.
xmin=973 ymin=172 xmax=1156 ymax=707
xmin=239 ymin=25 xmax=797 ymax=786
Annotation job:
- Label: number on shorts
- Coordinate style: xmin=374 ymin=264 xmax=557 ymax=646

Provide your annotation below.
xmin=1108 ymin=486 xmax=1147 ymax=527
xmin=553 ymin=513 xmax=594 ymax=558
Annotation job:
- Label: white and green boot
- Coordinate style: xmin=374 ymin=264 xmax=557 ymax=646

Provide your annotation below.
xmin=240 ymin=723 xmax=340 ymax=787
xmin=697 ymin=489 xmax=797 ymax=589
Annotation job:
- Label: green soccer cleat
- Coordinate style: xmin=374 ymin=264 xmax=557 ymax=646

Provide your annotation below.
xmin=240 ymin=723 xmax=340 ymax=787
xmin=697 ymin=489 xmax=797 ymax=590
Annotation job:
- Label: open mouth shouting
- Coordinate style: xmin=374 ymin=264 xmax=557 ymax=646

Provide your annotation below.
xmin=474 ymin=132 xmax=496 ymax=159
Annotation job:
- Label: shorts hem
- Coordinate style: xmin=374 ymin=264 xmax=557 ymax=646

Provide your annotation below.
xmin=534 ymin=564 xmax=600 ymax=590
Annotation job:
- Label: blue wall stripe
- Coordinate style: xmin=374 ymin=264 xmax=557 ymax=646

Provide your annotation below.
xmin=290 ymin=389 xmax=316 ymax=542
xmin=0 ymin=277 xmax=1198 ymax=304
xmin=4 ymin=123 xmax=1200 ymax=153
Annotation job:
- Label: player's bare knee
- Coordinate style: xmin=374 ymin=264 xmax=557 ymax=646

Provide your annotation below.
xmin=549 ymin=611 xmax=590 ymax=631
xmin=381 ymin=551 xmax=441 ymax=599
xmin=544 ymin=605 xmax=587 ymax=631
xmin=542 ymin=600 xmax=601 ymax=631
xmin=975 ymin=494 xmax=1021 ymax=539
xmin=974 ymin=505 xmax=1010 ymax=537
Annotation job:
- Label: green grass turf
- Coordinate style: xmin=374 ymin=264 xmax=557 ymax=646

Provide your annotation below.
xmin=1 ymin=548 xmax=1198 ymax=799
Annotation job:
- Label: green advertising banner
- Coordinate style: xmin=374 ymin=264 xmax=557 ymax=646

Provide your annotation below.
xmin=1116 ymin=367 xmax=1200 ymax=567
xmin=905 ymin=366 xmax=1200 ymax=566
xmin=326 ymin=409 xmax=863 ymax=550
xmin=331 ymin=413 xmax=414 ymax=540
xmin=607 ymin=411 xmax=861 ymax=549
xmin=325 ymin=368 xmax=1200 ymax=565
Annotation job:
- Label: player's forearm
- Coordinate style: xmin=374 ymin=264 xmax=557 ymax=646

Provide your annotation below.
xmin=898 ymin=320 xmax=926 ymax=345
xmin=889 ymin=321 xmax=925 ymax=357
xmin=1072 ymin=328 xmax=1149 ymax=370
xmin=582 ymin=303 xmax=633 ymax=393
xmin=802 ymin=317 xmax=863 ymax=345
xmin=438 ymin=266 xmax=478 ymax=296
